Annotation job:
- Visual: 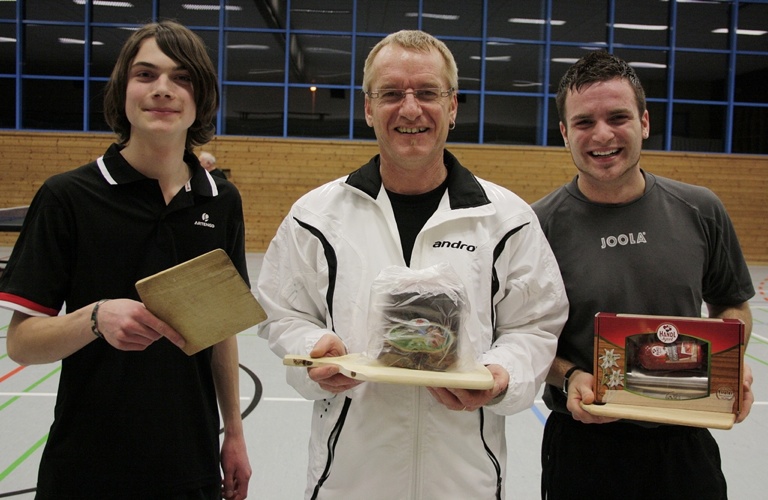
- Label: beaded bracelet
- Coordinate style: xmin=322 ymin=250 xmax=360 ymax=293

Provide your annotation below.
xmin=90 ymin=299 xmax=111 ymax=339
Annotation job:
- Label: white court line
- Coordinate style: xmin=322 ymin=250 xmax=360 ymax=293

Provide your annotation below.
xmin=751 ymin=333 xmax=768 ymax=343
xmin=0 ymin=393 xmax=252 ymax=401
xmin=4 ymin=395 xmax=763 ymax=405
xmin=260 ymin=396 xmax=768 ymax=406
xmin=264 ymin=397 xmax=309 ymax=402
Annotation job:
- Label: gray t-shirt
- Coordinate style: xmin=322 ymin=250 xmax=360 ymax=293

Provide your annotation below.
xmin=533 ymin=171 xmax=754 ymax=414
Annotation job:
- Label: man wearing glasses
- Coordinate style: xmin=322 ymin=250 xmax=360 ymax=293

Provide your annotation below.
xmin=257 ymin=30 xmax=568 ymax=499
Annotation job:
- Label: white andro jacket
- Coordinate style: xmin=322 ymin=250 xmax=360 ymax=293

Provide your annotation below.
xmin=257 ymin=151 xmax=568 ymax=499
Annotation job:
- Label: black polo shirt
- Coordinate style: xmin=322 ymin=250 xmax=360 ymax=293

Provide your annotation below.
xmin=0 ymin=143 xmax=249 ymax=497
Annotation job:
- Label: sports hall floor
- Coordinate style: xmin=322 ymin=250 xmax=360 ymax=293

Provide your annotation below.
xmin=1 ymin=251 xmax=767 ymax=499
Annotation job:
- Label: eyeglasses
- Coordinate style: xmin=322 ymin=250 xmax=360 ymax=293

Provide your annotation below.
xmin=366 ymin=87 xmax=455 ymax=105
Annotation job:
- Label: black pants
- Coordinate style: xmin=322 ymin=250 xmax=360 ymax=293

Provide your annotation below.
xmin=170 ymin=483 xmax=221 ymax=500
xmin=37 ymin=483 xmax=220 ymax=500
xmin=541 ymin=411 xmax=727 ymax=500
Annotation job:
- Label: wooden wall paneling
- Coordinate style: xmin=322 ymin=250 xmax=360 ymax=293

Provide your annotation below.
xmin=1 ymin=132 xmax=766 ymax=263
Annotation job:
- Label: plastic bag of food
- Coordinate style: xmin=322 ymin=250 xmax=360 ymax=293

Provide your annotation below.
xmin=366 ymin=262 xmax=475 ymax=372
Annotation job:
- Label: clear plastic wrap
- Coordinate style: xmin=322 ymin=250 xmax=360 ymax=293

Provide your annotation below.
xmin=366 ymin=262 xmax=475 ymax=372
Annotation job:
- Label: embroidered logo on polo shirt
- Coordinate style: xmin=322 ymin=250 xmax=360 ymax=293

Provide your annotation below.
xmin=194 ymin=213 xmax=216 ymax=229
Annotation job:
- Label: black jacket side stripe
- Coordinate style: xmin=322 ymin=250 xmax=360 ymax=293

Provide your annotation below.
xmin=293 ymin=217 xmax=348 ymax=498
xmin=294 ymin=217 xmax=339 ymax=331
xmin=310 ymin=397 xmax=353 ymax=500
xmin=490 ymin=222 xmax=529 ymax=333
xmin=479 ymin=408 xmax=503 ymax=500
xmin=481 ymin=223 xmax=530 ymax=497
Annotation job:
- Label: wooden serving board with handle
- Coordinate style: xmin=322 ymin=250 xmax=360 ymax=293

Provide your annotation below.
xmin=581 ymin=402 xmax=736 ymax=430
xmin=283 ymin=353 xmax=494 ymax=390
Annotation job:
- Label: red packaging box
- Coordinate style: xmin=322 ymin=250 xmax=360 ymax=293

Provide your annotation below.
xmin=586 ymin=313 xmax=744 ymax=428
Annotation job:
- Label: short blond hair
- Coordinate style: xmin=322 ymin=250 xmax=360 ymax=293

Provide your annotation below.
xmin=362 ymin=30 xmax=459 ymax=93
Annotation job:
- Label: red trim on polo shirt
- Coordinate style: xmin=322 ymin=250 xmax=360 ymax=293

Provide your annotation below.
xmin=0 ymin=292 xmax=59 ymax=317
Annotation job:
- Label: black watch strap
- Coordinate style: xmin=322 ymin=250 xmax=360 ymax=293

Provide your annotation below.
xmin=562 ymin=366 xmax=581 ymax=395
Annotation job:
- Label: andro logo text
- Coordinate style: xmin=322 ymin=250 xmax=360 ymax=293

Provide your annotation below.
xmin=600 ymin=232 xmax=646 ymax=249
xmin=194 ymin=212 xmax=216 ymax=229
xmin=433 ymin=240 xmax=476 ymax=252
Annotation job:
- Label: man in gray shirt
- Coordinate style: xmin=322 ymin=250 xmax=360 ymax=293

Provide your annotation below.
xmin=533 ymin=50 xmax=754 ymax=500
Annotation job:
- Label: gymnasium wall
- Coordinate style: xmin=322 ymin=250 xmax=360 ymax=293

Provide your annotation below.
xmin=1 ymin=131 xmax=766 ymax=263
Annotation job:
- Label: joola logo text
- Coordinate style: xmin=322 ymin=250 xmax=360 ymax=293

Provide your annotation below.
xmin=433 ymin=240 xmax=476 ymax=252
xmin=600 ymin=232 xmax=646 ymax=249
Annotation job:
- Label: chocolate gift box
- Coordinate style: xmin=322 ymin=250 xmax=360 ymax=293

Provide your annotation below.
xmin=585 ymin=313 xmax=744 ymax=428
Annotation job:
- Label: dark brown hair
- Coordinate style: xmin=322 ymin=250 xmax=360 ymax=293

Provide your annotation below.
xmin=103 ymin=21 xmax=219 ymax=150
xmin=556 ymin=51 xmax=646 ymax=128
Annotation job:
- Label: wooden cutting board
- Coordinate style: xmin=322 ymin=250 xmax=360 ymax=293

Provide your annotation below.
xmin=135 ymin=249 xmax=266 ymax=355
xmin=581 ymin=402 xmax=736 ymax=430
xmin=283 ymin=353 xmax=495 ymax=390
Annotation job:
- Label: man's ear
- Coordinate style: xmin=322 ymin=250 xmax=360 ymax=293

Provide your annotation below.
xmin=641 ymin=109 xmax=650 ymax=139
xmin=364 ymin=98 xmax=374 ymax=127
xmin=560 ymin=122 xmax=569 ymax=148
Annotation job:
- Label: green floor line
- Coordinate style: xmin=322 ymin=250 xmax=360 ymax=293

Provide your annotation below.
xmin=0 ymin=433 xmax=48 ymax=483
xmin=0 ymin=365 xmax=61 ymax=412
xmin=746 ymin=352 xmax=768 ymax=367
